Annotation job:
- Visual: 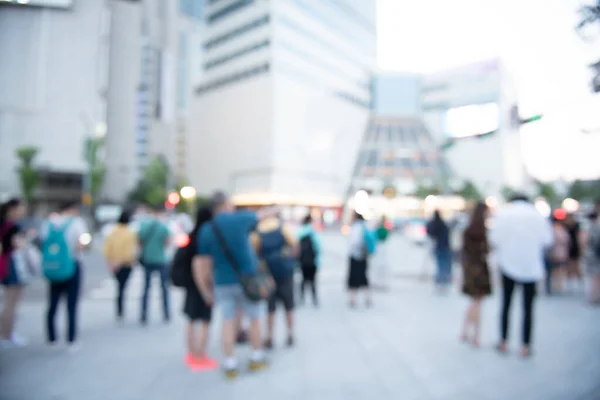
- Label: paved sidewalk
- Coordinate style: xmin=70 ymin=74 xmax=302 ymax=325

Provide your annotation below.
xmin=2 ymin=273 xmax=600 ymax=400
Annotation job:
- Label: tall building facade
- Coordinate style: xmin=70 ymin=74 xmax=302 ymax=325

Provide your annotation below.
xmin=104 ymin=0 xmax=204 ymax=201
xmin=0 ymin=1 xmax=108 ymax=204
xmin=188 ymin=0 xmax=377 ymax=207
xmin=420 ymin=59 xmax=526 ymax=198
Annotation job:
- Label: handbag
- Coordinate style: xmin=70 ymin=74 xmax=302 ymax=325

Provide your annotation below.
xmin=211 ymin=221 xmax=275 ymax=302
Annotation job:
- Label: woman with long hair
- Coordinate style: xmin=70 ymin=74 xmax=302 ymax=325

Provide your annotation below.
xmin=460 ymin=202 xmax=492 ymax=347
xmin=183 ymin=206 xmax=217 ymax=370
xmin=298 ymin=214 xmax=321 ymax=306
xmin=103 ymin=210 xmax=138 ymax=321
xmin=0 ymin=198 xmax=27 ymax=347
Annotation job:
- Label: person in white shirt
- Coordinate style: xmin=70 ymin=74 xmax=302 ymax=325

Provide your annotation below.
xmin=489 ymin=194 xmax=553 ymax=358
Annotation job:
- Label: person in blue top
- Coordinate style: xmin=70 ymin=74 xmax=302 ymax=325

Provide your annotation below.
xmin=426 ymin=210 xmax=452 ymax=292
xmin=137 ymin=205 xmax=172 ymax=325
xmin=297 ymin=214 xmax=321 ymax=306
xmin=195 ymin=191 xmax=279 ymax=379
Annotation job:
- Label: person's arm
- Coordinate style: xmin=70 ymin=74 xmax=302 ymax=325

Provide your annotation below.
xmin=192 ymin=255 xmax=214 ymax=305
xmin=249 ymin=231 xmax=260 ymax=253
xmin=282 ymin=225 xmax=299 ymax=257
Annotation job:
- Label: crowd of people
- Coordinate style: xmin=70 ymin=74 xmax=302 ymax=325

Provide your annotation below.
xmin=1 ymin=190 xmax=600 ymax=379
xmin=425 ymin=195 xmax=600 ymax=357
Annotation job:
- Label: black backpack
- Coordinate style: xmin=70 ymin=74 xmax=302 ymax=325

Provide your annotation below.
xmin=299 ymin=235 xmax=316 ymax=266
xmin=171 ymin=245 xmax=192 ymax=288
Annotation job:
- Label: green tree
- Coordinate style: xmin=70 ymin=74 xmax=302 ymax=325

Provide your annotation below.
xmin=501 ymin=186 xmax=519 ymax=202
xmin=84 ymin=137 xmax=106 ymax=206
xmin=16 ymin=146 xmax=40 ymax=211
xmin=534 ymin=180 xmax=558 ymax=207
xmin=128 ymin=156 xmax=170 ymax=207
xmin=413 ymin=184 xmax=442 ymax=199
xmin=457 ymin=180 xmax=482 ymax=201
xmin=567 ymin=179 xmax=595 ymax=201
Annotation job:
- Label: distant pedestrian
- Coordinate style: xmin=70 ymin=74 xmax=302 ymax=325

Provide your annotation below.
xmin=182 ymin=206 xmax=218 ymax=370
xmin=250 ymin=211 xmax=298 ymax=349
xmin=460 ymin=202 xmax=491 ymax=347
xmin=195 ymin=191 xmax=279 ymax=379
xmin=347 ymin=212 xmax=376 ymax=308
xmin=545 ymin=216 xmax=570 ymax=294
xmin=41 ymin=201 xmax=89 ymax=352
xmin=138 ymin=205 xmax=172 ymax=325
xmin=490 ymin=194 xmax=553 ymax=358
xmin=373 ymin=217 xmax=391 ymax=290
xmin=564 ymin=214 xmax=583 ymax=293
xmin=103 ymin=210 xmax=138 ymax=321
xmin=584 ymin=208 xmax=600 ymax=305
xmin=298 ymin=214 xmax=321 ymax=306
xmin=0 ymin=198 xmax=29 ymax=348
xmin=426 ymin=210 xmax=452 ymax=292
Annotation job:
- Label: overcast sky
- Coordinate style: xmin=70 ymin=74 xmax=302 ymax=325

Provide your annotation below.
xmin=377 ymin=0 xmax=600 ymax=181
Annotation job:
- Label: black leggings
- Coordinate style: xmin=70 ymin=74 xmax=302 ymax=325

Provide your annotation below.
xmin=114 ymin=266 xmax=132 ymax=318
xmin=501 ymin=273 xmax=536 ymax=346
xmin=300 ymin=264 xmax=317 ymax=303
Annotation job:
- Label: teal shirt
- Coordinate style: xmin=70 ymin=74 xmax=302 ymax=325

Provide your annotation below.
xmin=297 ymin=224 xmax=322 ymax=267
xmin=138 ymin=218 xmax=171 ymax=265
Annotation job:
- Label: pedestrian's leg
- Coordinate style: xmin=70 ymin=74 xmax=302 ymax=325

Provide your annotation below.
xmin=245 ymin=299 xmax=267 ymax=370
xmin=159 ymin=264 xmax=171 ymax=322
xmin=461 ymin=301 xmax=474 ymax=341
xmin=434 ymin=250 xmax=443 ymax=286
xmin=265 ymin=293 xmax=276 ymax=349
xmin=46 ymin=283 xmax=63 ymax=343
xmin=300 ymin=266 xmax=307 ymax=304
xmin=522 ymin=281 xmax=536 ymax=356
xmin=114 ymin=268 xmax=130 ymax=319
xmin=284 ymin=280 xmax=295 ymax=345
xmin=499 ymin=273 xmax=515 ymax=351
xmin=66 ymin=266 xmax=82 ymax=344
xmin=140 ymin=267 xmax=151 ymax=324
xmin=472 ymin=298 xmax=482 ymax=346
xmin=0 ymin=286 xmax=23 ymax=340
xmin=311 ymin=267 xmax=318 ymax=306
xmin=545 ymin=262 xmax=552 ymax=295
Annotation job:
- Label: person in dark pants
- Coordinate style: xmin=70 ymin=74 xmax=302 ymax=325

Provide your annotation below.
xmin=297 ymin=215 xmax=321 ymax=306
xmin=41 ymin=201 xmax=89 ymax=351
xmin=138 ymin=205 xmax=172 ymax=325
xmin=490 ymin=194 xmax=553 ymax=358
xmin=426 ymin=210 xmax=452 ymax=292
xmin=103 ymin=210 xmax=137 ymax=321
xmin=47 ymin=264 xmax=81 ymax=345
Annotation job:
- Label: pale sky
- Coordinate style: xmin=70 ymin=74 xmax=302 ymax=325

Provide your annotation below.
xmin=377 ymin=0 xmax=600 ymax=181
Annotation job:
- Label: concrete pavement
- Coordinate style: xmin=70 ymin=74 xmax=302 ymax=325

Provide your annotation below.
xmin=1 ymin=233 xmax=600 ymax=400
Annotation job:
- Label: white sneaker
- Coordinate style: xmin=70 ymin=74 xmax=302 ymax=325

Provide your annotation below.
xmin=10 ymin=333 xmax=28 ymax=347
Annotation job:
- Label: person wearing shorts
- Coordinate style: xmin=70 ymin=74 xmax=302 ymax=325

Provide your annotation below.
xmin=195 ymin=191 xmax=279 ymax=379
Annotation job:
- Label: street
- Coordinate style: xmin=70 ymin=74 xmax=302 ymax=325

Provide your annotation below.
xmin=1 ymin=232 xmax=600 ymax=400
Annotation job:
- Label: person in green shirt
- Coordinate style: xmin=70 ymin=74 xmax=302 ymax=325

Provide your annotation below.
xmin=373 ymin=217 xmax=391 ymax=290
xmin=138 ymin=205 xmax=172 ymax=325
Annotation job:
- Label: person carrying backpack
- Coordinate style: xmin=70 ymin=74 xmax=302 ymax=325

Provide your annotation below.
xmin=584 ymin=207 xmax=600 ymax=305
xmin=41 ymin=201 xmax=89 ymax=351
xmin=347 ymin=211 xmax=376 ymax=308
xmin=250 ymin=212 xmax=297 ymax=350
xmin=297 ymin=214 xmax=321 ymax=306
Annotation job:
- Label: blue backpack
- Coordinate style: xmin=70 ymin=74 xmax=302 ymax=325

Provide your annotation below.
xmin=42 ymin=219 xmax=76 ymax=282
xmin=259 ymin=228 xmax=296 ymax=283
xmin=363 ymin=226 xmax=377 ymax=257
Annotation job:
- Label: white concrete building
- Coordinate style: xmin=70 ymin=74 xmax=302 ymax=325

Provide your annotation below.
xmin=421 ymin=59 xmax=527 ymax=198
xmin=0 ymin=0 xmax=108 ymax=202
xmin=189 ymin=0 xmax=377 ymax=207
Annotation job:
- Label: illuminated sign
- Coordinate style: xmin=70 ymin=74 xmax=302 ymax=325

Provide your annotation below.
xmin=444 ymin=102 xmax=499 ymax=138
xmin=0 ymin=0 xmax=73 ymax=8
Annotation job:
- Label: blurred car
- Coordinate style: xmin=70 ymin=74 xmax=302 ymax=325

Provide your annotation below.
xmin=404 ymin=218 xmax=428 ymax=246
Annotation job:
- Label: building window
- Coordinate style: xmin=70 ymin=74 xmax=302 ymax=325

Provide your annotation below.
xmin=204 ymin=15 xmax=270 ymax=50
xmin=204 ymin=40 xmax=270 ymax=70
xmin=207 ymin=0 xmax=253 ymax=24
xmin=196 ymin=63 xmax=270 ymax=94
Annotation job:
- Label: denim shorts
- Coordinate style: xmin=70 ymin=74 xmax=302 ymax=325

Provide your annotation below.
xmin=214 ymin=284 xmax=264 ymax=321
